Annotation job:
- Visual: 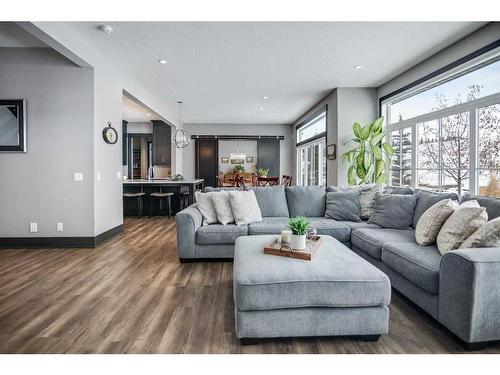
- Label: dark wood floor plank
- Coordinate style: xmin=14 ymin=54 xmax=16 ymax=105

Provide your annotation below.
xmin=0 ymin=217 xmax=499 ymax=353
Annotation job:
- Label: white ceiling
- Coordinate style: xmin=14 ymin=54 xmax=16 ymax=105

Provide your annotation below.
xmin=0 ymin=22 xmax=47 ymax=47
xmin=68 ymin=22 xmax=485 ymax=123
xmin=122 ymin=94 xmax=161 ymax=122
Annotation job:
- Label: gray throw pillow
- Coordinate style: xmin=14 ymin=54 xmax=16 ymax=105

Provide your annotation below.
xmin=325 ymin=191 xmax=361 ymax=222
xmin=412 ymin=189 xmax=458 ymax=228
xmin=368 ymin=193 xmax=418 ymax=228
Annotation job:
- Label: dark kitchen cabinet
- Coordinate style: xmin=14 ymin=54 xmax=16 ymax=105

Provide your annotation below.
xmin=152 ymin=120 xmax=171 ymax=166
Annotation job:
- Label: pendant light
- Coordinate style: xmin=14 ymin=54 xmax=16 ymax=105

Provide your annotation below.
xmin=172 ymin=101 xmax=190 ymax=148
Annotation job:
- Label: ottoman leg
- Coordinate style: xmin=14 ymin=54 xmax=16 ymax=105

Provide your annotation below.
xmin=359 ymin=335 xmax=381 ymax=342
xmin=240 ymin=338 xmax=260 ymax=346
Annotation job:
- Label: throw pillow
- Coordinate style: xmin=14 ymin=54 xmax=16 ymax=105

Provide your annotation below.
xmin=459 ymin=217 xmax=500 ymax=249
xmin=436 ymin=201 xmax=488 ymax=255
xmin=194 ymin=191 xmax=218 ymax=225
xmin=415 ymin=199 xmax=459 ymax=245
xmin=228 ymin=190 xmax=263 ymax=226
xmin=328 ymin=184 xmax=383 ymax=220
xmin=211 ymin=191 xmax=235 ymax=225
xmin=367 ymin=193 xmax=418 ymax=228
xmin=324 ymin=191 xmax=361 ymax=222
xmin=412 ymin=189 xmax=458 ymax=228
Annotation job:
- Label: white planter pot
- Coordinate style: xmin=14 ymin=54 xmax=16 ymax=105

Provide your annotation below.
xmin=290 ymin=234 xmax=307 ymax=250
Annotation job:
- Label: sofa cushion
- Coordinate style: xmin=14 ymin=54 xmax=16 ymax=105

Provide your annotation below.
xmin=460 ymin=217 xmax=500 ymax=249
xmin=328 ymin=184 xmax=383 ymax=220
xmin=351 ymin=228 xmax=416 ymax=260
xmin=413 ymin=189 xmax=458 ymax=228
xmin=368 ymin=193 xmax=418 ymax=228
xmin=249 ymin=186 xmax=289 ymax=217
xmin=286 ymin=185 xmax=326 ymax=217
xmin=382 ymin=242 xmax=442 ymax=295
xmin=248 ymin=217 xmax=289 ymax=235
xmin=460 ymin=194 xmax=500 ymax=220
xmin=234 ymin=235 xmax=391 ymax=311
xmin=309 ymin=218 xmax=351 ymax=243
xmin=324 ymin=191 xmax=361 ymax=222
xmin=342 ymin=221 xmax=381 ymax=231
xmin=196 ymin=224 xmax=248 ymax=245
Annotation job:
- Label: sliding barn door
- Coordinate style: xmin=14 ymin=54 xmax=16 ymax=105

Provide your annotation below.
xmin=195 ymin=138 xmax=219 ymax=188
xmin=257 ymin=138 xmax=280 ymax=177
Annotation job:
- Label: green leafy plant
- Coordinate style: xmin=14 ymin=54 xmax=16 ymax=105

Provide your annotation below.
xmin=233 ymin=164 xmax=245 ymax=173
xmin=257 ymin=168 xmax=269 ymax=177
xmin=171 ymin=174 xmax=184 ymax=181
xmin=341 ymin=117 xmax=394 ymax=185
xmin=287 ymin=216 xmax=310 ymax=235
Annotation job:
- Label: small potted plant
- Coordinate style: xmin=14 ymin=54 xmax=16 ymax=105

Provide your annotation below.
xmin=257 ymin=168 xmax=269 ymax=177
xmin=287 ymin=216 xmax=310 ymax=250
xmin=233 ymin=164 xmax=245 ymax=173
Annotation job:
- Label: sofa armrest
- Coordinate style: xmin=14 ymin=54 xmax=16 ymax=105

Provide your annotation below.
xmin=439 ymin=247 xmax=500 ymax=343
xmin=175 ymin=204 xmax=203 ymax=259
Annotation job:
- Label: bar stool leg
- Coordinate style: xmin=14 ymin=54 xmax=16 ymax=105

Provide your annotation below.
xmin=167 ymin=196 xmax=172 ymax=218
xmin=138 ymin=196 xmax=142 ymax=218
xmin=149 ymin=197 xmax=153 ymax=218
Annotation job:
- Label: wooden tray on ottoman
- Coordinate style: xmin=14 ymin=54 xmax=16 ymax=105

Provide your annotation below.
xmin=263 ymin=236 xmax=322 ymax=261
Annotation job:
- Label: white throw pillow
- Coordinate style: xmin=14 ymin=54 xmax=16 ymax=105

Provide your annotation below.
xmin=194 ymin=191 xmax=218 ymax=225
xmin=227 ymin=190 xmax=263 ymax=226
xmin=436 ymin=200 xmax=488 ymax=255
xmin=211 ymin=191 xmax=235 ymax=225
xmin=459 ymin=217 xmax=500 ymax=249
xmin=415 ymin=199 xmax=458 ymax=245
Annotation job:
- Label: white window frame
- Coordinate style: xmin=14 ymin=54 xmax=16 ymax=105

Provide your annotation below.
xmin=296 ymin=137 xmax=326 ymax=186
xmin=383 ymin=92 xmax=500 ymax=194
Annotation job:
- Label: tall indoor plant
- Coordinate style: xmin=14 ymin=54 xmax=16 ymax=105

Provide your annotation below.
xmin=341 ymin=117 xmax=394 ymax=185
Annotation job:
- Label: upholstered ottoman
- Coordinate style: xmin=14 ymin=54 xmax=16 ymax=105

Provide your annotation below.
xmin=233 ymin=235 xmax=391 ymax=344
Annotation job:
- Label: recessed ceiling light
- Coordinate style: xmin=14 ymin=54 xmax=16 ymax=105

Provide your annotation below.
xmin=353 ymin=65 xmax=363 ymax=70
xmin=158 ymin=59 xmax=168 ymax=65
xmin=146 ymin=113 xmax=151 ymax=117
xmin=259 ymin=107 xmax=264 ymax=111
xmin=98 ymin=24 xmax=114 ymax=34
xmin=263 ymin=96 xmax=269 ymax=100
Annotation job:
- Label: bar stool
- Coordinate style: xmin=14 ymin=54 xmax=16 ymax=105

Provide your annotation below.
xmin=123 ymin=192 xmax=146 ymax=217
xmin=180 ymin=191 xmax=190 ymax=210
xmin=149 ymin=191 xmax=174 ymax=218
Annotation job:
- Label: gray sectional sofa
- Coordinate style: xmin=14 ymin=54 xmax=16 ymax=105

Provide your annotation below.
xmin=175 ymin=185 xmax=500 ymax=347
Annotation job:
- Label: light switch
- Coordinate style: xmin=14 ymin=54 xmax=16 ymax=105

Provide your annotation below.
xmin=73 ymin=172 xmax=84 ymax=181
xmin=57 ymin=222 xmax=64 ymax=232
xmin=30 ymin=223 xmax=38 ymax=233
xmin=97 ymin=172 xmax=101 ymax=181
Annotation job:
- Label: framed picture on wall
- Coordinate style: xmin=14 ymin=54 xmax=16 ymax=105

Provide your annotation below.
xmin=231 ymin=158 xmax=245 ymax=164
xmin=246 ymin=156 xmax=254 ymax=163
xmin=221 ymin=156 xmax=229 ymax=163
xmin=327 ymin=144 xmax=336 ymax=160
xmin=0 ymin=99 xmax=27 ymax=152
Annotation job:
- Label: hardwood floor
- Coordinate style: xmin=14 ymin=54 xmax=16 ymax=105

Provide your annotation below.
xmin=0 ymin=217 xmax=499 ymax=354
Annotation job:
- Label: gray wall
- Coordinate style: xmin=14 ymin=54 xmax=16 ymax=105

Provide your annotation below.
xmin=0 ymin=48 xmax=94 ymax=237
xmin=293 ymin=88 xmax=377 ymax=187
xmin=218 ymin=140 xmax=257 ymax=174
xmin=182 ymin=123 xmax=293 ymax=180
xmin=377 ymin=23 xmax=500 ymax=99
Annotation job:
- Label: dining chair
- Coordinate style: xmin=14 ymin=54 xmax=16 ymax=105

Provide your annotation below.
xmin=257 ymin=176 xmax=279 ymax=186
xmin=281 ymin=175 xmax=293 ymax=187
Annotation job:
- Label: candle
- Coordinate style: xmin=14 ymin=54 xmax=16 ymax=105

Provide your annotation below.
xmin=281 ymin=230 xmax=292 ymax=245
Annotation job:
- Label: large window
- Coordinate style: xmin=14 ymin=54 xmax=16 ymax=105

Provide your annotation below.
xmin=296 ymin=108 xmax=327 ymax=186
xmin=383 ymin=55 xmax=500 ymax=197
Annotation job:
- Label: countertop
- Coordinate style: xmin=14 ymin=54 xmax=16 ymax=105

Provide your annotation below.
xmin=123 ymin=179 xmax=204 ymax=185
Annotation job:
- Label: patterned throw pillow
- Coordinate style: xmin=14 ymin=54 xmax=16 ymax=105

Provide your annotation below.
xmin=415 ymin=199 xmax=458 ymax=246
xmin=459 ymin=217 xmax=500 ymax=249
xmin=436 ymin=200 xmax=488 ymax=255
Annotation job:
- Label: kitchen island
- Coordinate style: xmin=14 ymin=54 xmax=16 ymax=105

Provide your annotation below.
xmin=123 ymin=179 xmax=204 ymax=216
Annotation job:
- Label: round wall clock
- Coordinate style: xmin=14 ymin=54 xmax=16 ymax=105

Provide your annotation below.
xmin=102 ymin=122 xmax=118 ymax=144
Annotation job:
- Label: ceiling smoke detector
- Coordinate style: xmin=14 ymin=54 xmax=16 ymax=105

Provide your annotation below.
xmin=98 ymin=24 xmax=114 ymax=34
